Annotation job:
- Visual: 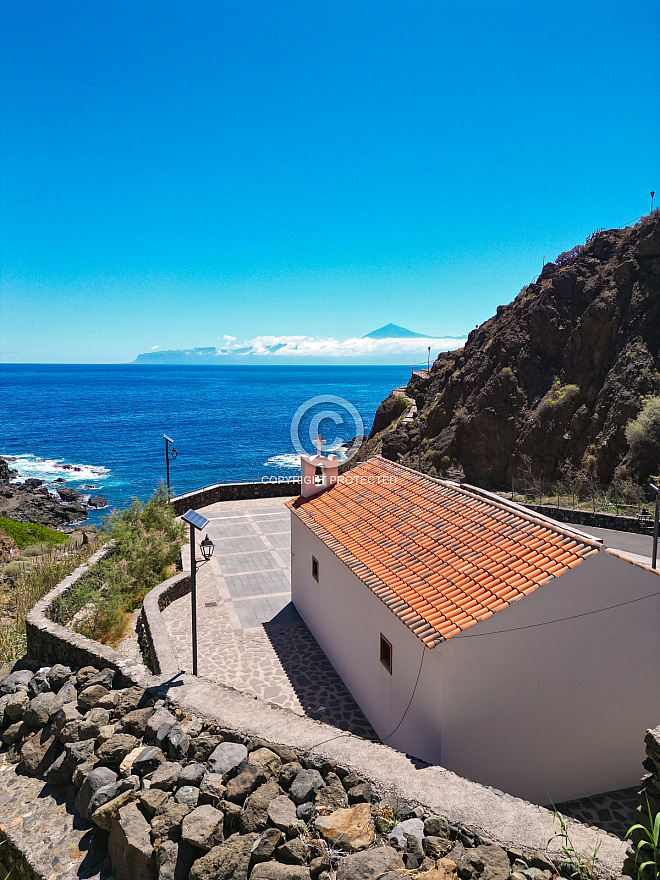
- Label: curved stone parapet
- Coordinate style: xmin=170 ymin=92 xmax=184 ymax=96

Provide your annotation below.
xmin=140 ymin=569 xmax=191 ymax=676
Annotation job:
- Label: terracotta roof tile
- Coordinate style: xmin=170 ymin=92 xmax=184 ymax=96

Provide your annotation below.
xmin=287 ymin=457 xmax=599 ymax=647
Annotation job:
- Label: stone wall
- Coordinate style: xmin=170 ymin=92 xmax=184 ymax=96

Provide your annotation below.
xmin=170 ymin=481 xmax=301 ymax=516
xmin=140 ymin=570 xmax=191 ymax=677
xmin=525 ymin=504 xmax=652 ymax=535
xmin=25 ymin=545 xmax=149 ymax=688
xmin=624 ymin=725 xmax=660 ymax=877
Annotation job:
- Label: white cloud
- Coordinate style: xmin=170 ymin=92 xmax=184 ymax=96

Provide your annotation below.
xmin=150 ymin=345 xmax=159 ymax=350
xmin=215 ymin=333 xmax=466 ymax=358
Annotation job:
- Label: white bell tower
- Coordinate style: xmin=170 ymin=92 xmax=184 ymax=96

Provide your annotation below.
xmin=300 ymin=435 xmax=339 ymax=498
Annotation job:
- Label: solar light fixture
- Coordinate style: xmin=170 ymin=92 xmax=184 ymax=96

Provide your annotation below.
xmin=181 ymin=509 xmax=211 ymax=676
xmin=650 ymin=483 xmax=659 ymax=570
xmin=200 ymin=534 xmax=214 ymax=560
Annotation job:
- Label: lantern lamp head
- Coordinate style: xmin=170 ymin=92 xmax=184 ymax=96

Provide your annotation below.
xmin=200 ymin=534 xmax=214 ymax=561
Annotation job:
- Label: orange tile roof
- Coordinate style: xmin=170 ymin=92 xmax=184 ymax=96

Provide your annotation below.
xmin=287 ymin=456 xmax=600 ymax=648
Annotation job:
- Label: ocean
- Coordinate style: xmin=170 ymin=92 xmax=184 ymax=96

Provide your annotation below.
xmin=0 ymin=364 xmax=410 ymax=524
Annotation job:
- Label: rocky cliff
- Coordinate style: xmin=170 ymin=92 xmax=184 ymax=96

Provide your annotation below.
xmin=355 ymin=214 xmax=660 ymax=487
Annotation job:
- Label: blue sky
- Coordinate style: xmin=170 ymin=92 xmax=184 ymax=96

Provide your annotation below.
xmin=1 ymin=0 xmax=658 ymax=364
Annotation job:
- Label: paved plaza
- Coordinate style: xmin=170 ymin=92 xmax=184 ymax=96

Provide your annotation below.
xmin=162 ymin=496 xmax=376 ymax=738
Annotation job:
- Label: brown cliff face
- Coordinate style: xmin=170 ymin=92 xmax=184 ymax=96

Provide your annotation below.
xmin=356 ymin=214 xmax=660 ymax=486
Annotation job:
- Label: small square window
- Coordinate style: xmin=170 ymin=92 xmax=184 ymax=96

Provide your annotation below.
xmin=380 ymin=634 xmax=392 ymax=673
xmin=312 ymin=556 xmax=319 ymax=582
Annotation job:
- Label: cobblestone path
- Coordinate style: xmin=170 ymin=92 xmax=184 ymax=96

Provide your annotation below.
xmin=0 ymin=750 xmax=110 ymax=879
xmin=163 ymin=497 xmax=377 ymax=739
xmin=554 ymin=785 xmax=640 ymax=841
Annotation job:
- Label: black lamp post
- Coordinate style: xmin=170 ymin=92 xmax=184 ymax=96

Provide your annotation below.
xmin=164 ymin=435 xmax=177 ymax=497
xmin=181 ymin=509 xmax=213 ymax=675
xmin=650 ymin=483 xmax=659 ymax=570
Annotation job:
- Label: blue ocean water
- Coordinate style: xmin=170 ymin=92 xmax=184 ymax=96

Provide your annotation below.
xmin=0 ymin=364 xmax=409 ymax=524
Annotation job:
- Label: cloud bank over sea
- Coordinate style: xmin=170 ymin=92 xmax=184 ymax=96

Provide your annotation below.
xmin=134 ymin=331 xmax=467 ymax=365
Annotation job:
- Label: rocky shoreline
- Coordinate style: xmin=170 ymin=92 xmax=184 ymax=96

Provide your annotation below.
xmin=0 ymin=456 xmax=107 ymax=530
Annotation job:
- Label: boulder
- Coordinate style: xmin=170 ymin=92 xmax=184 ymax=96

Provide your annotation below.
xmin=188 ymin=832 xmax=257 ymax=880
xmin=315 ymin=773 xmax=349 ymax=813
xmin=119 ymin=746 xmax=145 ymax=778
xmin=79 ymin=706 xmax=110 ymax=740
xmin=139 ymin=788 xmax=170 ymax=817
xmin=47 ymin=663 xmax=73 ymax=692
xmin=182 ymin=804 xmax=225 ymax=850
xmin=75 ymin=766 xmax=118 ymax=820
xmin=52 ymin=681 xmax=78 ymax=712
xmin=87 ymin=496 xmax=108 ymax=508
xmin=116 ymin=706 xmax=155 ymax=737
xmin=179 ymin=762 xmax=206 ymax=787
xmin=175 ymin=786 xmax=200 ymax=808
xmin=198 ymin=772 xmax=226 ymax=805
xmin=315 ymin=803 xmax=375 ymax=851
xmin=389 ymin=818 xmax=425 ymax=848
xmin=151 ymin=799 xmax=192 ymax=842
xmin=96 ymin=733 xmax=140 ymax=765
xmin=167 ymin=725 xmax=191 ymax=761
xmin=336 ymin=847 xmax=405 ymax=880
xmin=2 ymin=720 xmax=28 ymax=744
xmin=248 ymin=747 xmax=282 ymax=777
xmin=423 ymin=837 xmax=454 ymax=860
xmin=114 ymin=685 xmax=149 ymax=716
xmin=27 ymin=670 xmax=51 ymax=698
xmin=22 ymin=691 xmax=55 ymax=727
xmin=132 ymin=745 xmax=166 ymax=776
xmin=251 ymin=865 xmax=311 ymax=880
xmin=240 ymin=780 xmax=281 ymax=833
xmin=57 ymin=487 xmax=82 ymax=502
xmin=251 ymin=828 xmax=282 ymax=863
xmin=52 ymin=700 xmax=82 ymax=735
xmin=225 ymin=763 xmax=266 ymax=802
xmin=145 ymin=706 xmax=177 ymax=739
xmin=275 ymin=839 xmax=308 ymax=865
xmin=290 ymin=768 xmax=324 ymax=805
xmin=279 ymin=761 xmax=302 ymax=790
xmin=424 ymin=816 xmax=451 ymax=838
xmin=348 ymin=782 xmax=375 ymax=804
xmin=20 ymin=728 xmax=61 ymax=777
xmin=88 ymin=780 xmax=124 ymax=817
xmin=85 ymin=667 xmax=116 ymax=689
xmin=109 ymin=801 xmax=157 ymax=880
xmin=190 ymin=733 xmax=224 ymax=763
xmin=91 ymin=789 xmax=140 ymax=831
xmin=157 ymin=839 xmax=197 ymax=880
xmin=267 ymin=795 xmax=299 ymax=833
xmin=455 ymin=846 xmax=512 ymax=880
xmin=207 ymin=741 xmax=247 ymax=776
xmin=5 ymin=690 xmax=30 ymax=722
xmin=0 ymin=670 xmax=33 ymax=695
xmin=78 ymin=684 xmax=109 ymax=711
xmin=150 ymin=760 xmax=183 ymax=790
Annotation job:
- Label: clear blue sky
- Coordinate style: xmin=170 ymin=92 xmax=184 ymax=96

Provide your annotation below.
xmin=1 ymin=0 xmax=658 ymax=363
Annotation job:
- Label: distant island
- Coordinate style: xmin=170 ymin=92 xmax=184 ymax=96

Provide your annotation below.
xmin=131 ymin=324 xmax=466 ymax=366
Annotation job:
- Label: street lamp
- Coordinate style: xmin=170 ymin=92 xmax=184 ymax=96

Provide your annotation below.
xmin=650 ymin=483 xmax=659 ymax=570
xmin=200 ymin=534 xmax=214 ymax=560
xmin=181 ymin=509 xmax=214 ymax=675
xmin=163 ymin=435 xmax=177 ymax=497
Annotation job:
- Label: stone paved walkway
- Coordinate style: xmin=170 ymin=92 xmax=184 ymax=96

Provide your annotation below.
xmin=163 ymin=497 xmax=376 ymax=739
xmin=554 ymin=785 xmax=640 ymax=841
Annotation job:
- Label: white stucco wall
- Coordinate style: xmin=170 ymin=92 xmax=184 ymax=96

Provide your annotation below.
xmin=290 ymin=511 xmax=660 ymax=804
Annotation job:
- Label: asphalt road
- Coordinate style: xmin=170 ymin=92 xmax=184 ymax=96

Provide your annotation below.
xmin=572 ymin=523 xmax=654 ymax=559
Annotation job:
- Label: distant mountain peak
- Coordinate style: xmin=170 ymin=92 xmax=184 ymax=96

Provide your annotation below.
xmin=363 ymin=323 xmax=427 ymax=339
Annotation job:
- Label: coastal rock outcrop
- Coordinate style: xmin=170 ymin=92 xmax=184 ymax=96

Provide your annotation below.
xmin=355 ymin=214 xmax=660 ymax=486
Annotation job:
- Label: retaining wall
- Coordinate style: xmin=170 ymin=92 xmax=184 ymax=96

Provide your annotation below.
xmin=170 ymin=480 xmax=300 ymax=515
xmin=525 ymin=504 xmax=651 ymax=535
xmin=140 ymin=568 xmax=191 ymax=676
xmin=25 ymin=545 xmax=150 ymax=688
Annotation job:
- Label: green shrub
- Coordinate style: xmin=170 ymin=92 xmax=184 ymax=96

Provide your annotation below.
xmin=626 ymin=397 xmax=660 ymax=451
xmin=0 ymin=517 xmax=67 ymax=549
xmin=54 ymin=485 xmax=185 ymax=645
xmin=536 ymin=380 xmax=581 ymax=417
xmin=21 ymin=542 xmax=52 ymax=557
